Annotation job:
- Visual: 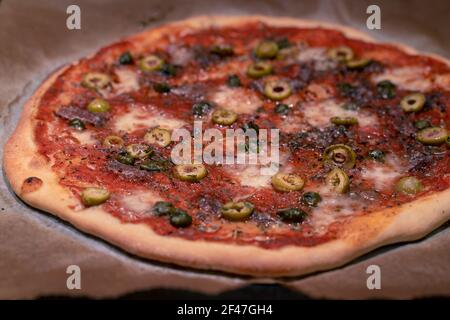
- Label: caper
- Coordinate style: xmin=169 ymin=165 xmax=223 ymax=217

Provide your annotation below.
xmin=395 ymin=176 xmax=423 ymax=195
xmin=87 ymin=98 xmax=110 ymax=113
xmin=341 ymin=102 xmax=358 ymax=111
xmin=81 ymin=72 xmax=111 ymax=90
xmin=323 ymin=144 xmax=356 ymax=169
xmin=212 ymin=109 xmax=238 ymax=125
xmin=210 ymin=44 xmax=234 ymax=57
xmin=368 ymin=150 xmax=385 ymax=162
xmin=275 ymin=104 xmax=289 ymax=115
xmin=69 ymin=118 xmax=85 ymax=131
xmin=338 ymin=83 xmax=355 ymax=97
xmin=377 ymin=80 xmax=396 ymax=99
xmin=330 ymin=116 xmax=358 ymax=126
xmin=140 ymin=159 xmax=169 ymax=172
xmin=271 ymin=173 xmax=305 ymax=192
xmin=81 ymin=187 xmax=110 ymax=206
xmin=400 ymin=93 xmax=426 ymax=113
xmin=174 ymin=164 xmax=207 ymax=182
xmin=416 ymin=127 xmax=448 ymax=145
xmin=414 ymin=120 xmax=430 ymax=130
xmin=346 ymin=58 xmax=371 ymax=69
xmin=326 ymin=168 xmax=350 ymax=194
xmin=301 ymin=192 xmax=322 ymax=207
xmin=221 ymin=201 xmax=254 ymax=221
xmin=119 ymin=51 xmax=133 ymax=65
xmin=328 ymin=46 xmax=354 ymax=62
xmin=170 ymin=209 xmax=192 ymax=228
xmin=264 ymin=80 xmax=292 ymax=101
xmin=152 ymin=201 xmax=175 ymax=216
xmin=276 ymin=37 xmax=292 ymax=49
xmin=227 ymin=74 xmax=241 ymax=87
xmin=277 ymin=208 xmax=308 ymax=223
xmin=103 ymin=135 xmax=124 ymax=148
xmin=126 ymin=144 xmax=153 ymax=159
xmin=447 ymin=135 xmax=450 ymax=148
xmin=153 ymin=82 xmax=171 ymax=93
xmin=144 ymin=128 xmax=172 ymax=147
xmin=247 ymin=61 xmax=273 ymax=79
xmin=116 ymin=151 xmax=135 ymax=165
xmin=192 ymin=101 xmax=212 ymax=116
xmin=255 ymin=40 xmax=279 ymax=59
xmin=139 ymin=55 xmax=164 ymax=72
xmin=160 ymin=63 xmax=177 ymax=76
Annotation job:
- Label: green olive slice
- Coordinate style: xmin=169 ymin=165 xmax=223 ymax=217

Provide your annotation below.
xmin=264 ymin=80 xmax=292 ymax=101
xmin=221 ymin=201 xmax=254 ymax=221
xmin=330 ymin=116 xmax=358 ymax=126
xmin=277 ymin=208 xmax=308 ymax=223
xmin=326 ymin=168 xmax=350 ymax=194
xmin=116 ymin=151 xmax=135 ymax=165
xmin=346 ymin=58 xmax=371 ymax=69
xmin=395 ymin=176 xmax=423 ymax=195
xmin=81 ymin=187 xmax=110 ymax=206
xmin=323 ymin=144 xmax=356 ymax=169
xmin=247 ymin=61 xmax=273 ymax=79
xmin=81 ymin=72 xmax=111 ymax=90
xmin=144 ymin=128 xmax=172 ymax=147
xmin=69 ymin=118 xmax=85 ymax=131
xmin=87 ymin=98 xmax=111 ymax=113
xmin=174 ymin=164 xmax=207 ymax=182
xmin=271 ymin=173 xmax=305 ymax=192
xmin=301 ymin=192 xmax=322 ymax=207
xmin=255 ymin=40 xmax=279 ymax=59
xmin=328 ymin=46 xmax=354 ymax=62
xmin=139 ymin=55 xmax=164 ymax=72
xmin=416 ymin=127 xmax=448 ymax=145
xmin=414 ymin=119 xmax=430 ymax=130
xmin=400 ymin=93 xmax=426 ymax=113
xmin=103 ymin=135 xmax=124 ymax=148
xmin=170 ymin=209 xmax=193 ymax=228
xmin=126 ymin=144 xmax=153 ymax=159
xmin=212 ymin=109 xmax=238 ymax=125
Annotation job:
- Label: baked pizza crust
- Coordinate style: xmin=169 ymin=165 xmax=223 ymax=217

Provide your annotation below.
xmin=4 ymin=15 xmax=450 ymax=277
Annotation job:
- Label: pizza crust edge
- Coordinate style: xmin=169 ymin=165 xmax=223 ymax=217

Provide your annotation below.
xmin=4 ymin=15 xmax=450 ymax=277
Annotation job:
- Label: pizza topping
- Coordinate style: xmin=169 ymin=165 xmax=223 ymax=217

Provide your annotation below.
xmin=330 ymin=116 xmax=358 ymax=126
xmin=139 ymin=55 xmax=164 ymax=72
xmin=140 ymin=158 xmax=170 ymax=172
xmin=346 ymin=58 xmax=371 ymax=69
xmin=118 ymin=51 xmax=133 ymax=65
xmin=81 ymin=72 xmax=111 ymax=90
xmin=275 ymin=103 xmax=290 ymax=115
xmin=277 ymin=208 xmax=308 ymax=223
xmin=254 ymin=40 xmax=279 ymax=59
xmin=221 ymin=201 xmax=254 ymax=221
xmin=368 ymin=149 xmax=385 ymax=162
xmin=56 ymin=106 xmax=106 ymax=126
xmin=376 ymin=80 xmax=397 ymax=99
xmin=400 ymin=93 xmax=426 ymax=113
xmin=192 ymin=101 xmax=212 ymax=116
xmin=152 ymin=201 xmax=175 ymax=216
xmin=103 ymin=135 xmax=124 ymax=148
xmin=87 ymin=98 xmax=111 ymax=113
xmin=170 ymin=209 xmax=193 ymax=228
xmin=327 ymin=46 xmax=354 ymax=62
xmin=271 ymin=173 xmax=305 ymax=192
xmin=326 ymin=168 xmax=350 ymax=194
xmin=323 ymin=144 xmax=356 ymax=169
xmin=212 ymin=109 xmax=238 ymax=125
xmin=263 ymin=79 xmax=292 ymax=100
xmin=116 ymin=151 xmax=135 ymax=166
xmin=247 ymin=61 xmax=273 ymax=78
xmin=68 ymin=118 xmax=85 ymax=131
xmin=144 ymin=127 xmax=172 ymax=147
xmin=153 ymin=82 xmax=171 ymax=93
xmin=416 ymin=127 xmax=448 ymax=145
xmin=126 ymin=144 xmax=153 ymax=159
xmin=210 ymin=44 xmax=234 ymax=57
xmin=174 ymin=164 xmax=208 ymax=182
xmin=395 ymin=176 xmax=423 ymax=195
xmin=301 ymin=191 xmax=322 ymax=207
xmin=227 ymin=74 xmax=241 ymax=87
xmin=414 ymin=119 xmax=431 ymax=130
xmin=81 ymin=187 xmax=110 ymax=206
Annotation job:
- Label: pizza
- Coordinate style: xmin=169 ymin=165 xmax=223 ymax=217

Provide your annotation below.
xmin=4 ymin=16 xmax=450 ymax=276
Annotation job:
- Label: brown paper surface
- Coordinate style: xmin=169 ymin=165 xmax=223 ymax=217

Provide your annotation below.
xmin=1 ymin=0 xmax=449 ymax=299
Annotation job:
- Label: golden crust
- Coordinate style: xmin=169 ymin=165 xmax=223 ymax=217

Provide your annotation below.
xmin=4 ymin=15 xmax=450 ymax=277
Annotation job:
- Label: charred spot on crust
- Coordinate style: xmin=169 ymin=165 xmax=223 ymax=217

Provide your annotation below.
xmin=21 ymin=177 xmax=43 ymax=194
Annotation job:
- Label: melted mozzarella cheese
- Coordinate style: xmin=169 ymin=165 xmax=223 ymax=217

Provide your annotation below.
xmin=120 ymin=191 xmax=163 ymax=213
xmin=361 ymin=155 xmax=404 ymax=191
xmin=229 ymin=165 xmax=272 ymax=188
xmin=372 ymin=66 xmax=432 ymax=91
xmin=302 ymin=99 xmax=378 ymax=128
xmin=297 ymin=47 xmax=337 ymax=71
xmin=208 ymin=86 xmax=262 ymax=114
xmin=71 ymin=131 xmax=96 ymax=145
xmin=113 ymin=68 xmax=140 ymax=94
xmin=114 ymin=109 xmax=186 ymax=132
